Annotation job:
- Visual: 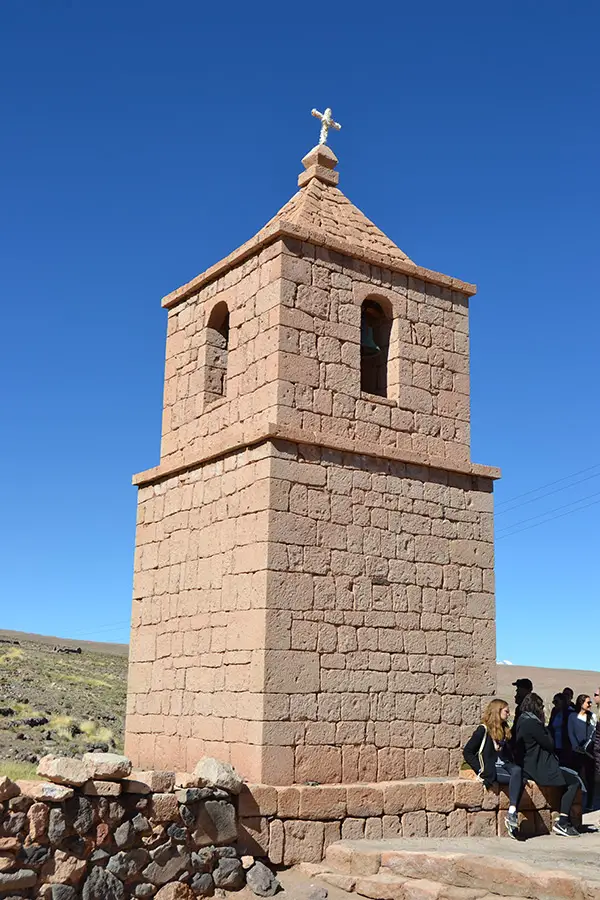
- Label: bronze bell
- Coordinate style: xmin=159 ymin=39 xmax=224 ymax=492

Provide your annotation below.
xmin=361 ymin=321 xmax=381 ymax=356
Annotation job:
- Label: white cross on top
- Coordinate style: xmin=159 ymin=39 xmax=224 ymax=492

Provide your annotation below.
xmin=311 ymin=107 xmax=342 ymax=146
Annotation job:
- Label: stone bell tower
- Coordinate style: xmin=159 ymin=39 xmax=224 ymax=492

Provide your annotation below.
xmin=125 ymin=111 xmax=499 ymax=785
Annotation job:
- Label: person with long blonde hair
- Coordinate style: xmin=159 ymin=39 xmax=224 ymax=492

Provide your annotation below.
xmin=463 ymin=698 xmax=523 ymax=838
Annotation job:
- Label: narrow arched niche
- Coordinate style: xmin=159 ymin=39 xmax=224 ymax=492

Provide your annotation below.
xmin=204 ymin=301 xmax=230 ymax=402
xmin=360 ymin=299 xmax=392 ymax=398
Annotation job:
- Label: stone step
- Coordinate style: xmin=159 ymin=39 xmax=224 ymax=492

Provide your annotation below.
xmin=324 ymin=838 xmax=600 ymax=900
xmin=303 ymin=866 xmax=499 ymax=900
xmin=352 ymin=874 xmax=497 ymax=900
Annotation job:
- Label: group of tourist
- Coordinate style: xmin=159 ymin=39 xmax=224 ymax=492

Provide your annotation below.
xmin=463 ymin=678 xmax=600 ymax=839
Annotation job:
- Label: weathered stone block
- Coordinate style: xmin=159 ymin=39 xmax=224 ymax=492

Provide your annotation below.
xmin=154 ymin=884 xmax=196 ymax=900
xmin=17 ymin=780 xmax=74 ymax=802
xmin=283 ymin=820 xmax=325 ymax=865
xmin=346 ymin=785 xmax=383 ymax=817
xmin=382 ymin=781 xmax=425 ymax=814
xmin=193 ymin=800 xmax=237 ymax=846
xmin=37 ymin=756 xmax=91 ymax=787
xmin=82 ymin=753 xmax=132 ymax=781
xmin=149 ymin=793 xmax=179 ymax=822
xmin=466 ymin=810 xmax=496 ymax=837
xmin=298 ymin=785 xmax=347 ymax=820
xmin=83 ymin=780 xmax=122 ymax=797
xmin=0 ymin=868 xmax=37 ymax=891
xmin=123 ymin=771 xmax=175 ymax=794
xmin=424 ymin=781 xmax=455 ymax=814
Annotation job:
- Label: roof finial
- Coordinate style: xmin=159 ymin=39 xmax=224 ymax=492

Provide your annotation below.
xmin=311 ymin=107 xmax=341 ymax=146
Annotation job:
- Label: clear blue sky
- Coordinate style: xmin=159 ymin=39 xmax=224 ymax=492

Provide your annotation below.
xmin=1 ymin=2 xmax=598 ymax=670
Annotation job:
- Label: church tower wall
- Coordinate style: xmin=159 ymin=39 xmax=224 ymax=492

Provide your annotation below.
xmin=125 ymin=137 xmax=498 ymax=784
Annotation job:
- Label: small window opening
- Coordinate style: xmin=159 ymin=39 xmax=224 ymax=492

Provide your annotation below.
xmin=205 ymin=302 xmax=229 ymax=402
xmin=360 ymin=299 xmax=391 ymax=398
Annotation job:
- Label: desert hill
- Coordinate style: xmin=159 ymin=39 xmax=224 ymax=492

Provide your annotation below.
xmin=0 ymin=629 xmax=598 ymax=773
xmin=0 ymin=628 xmax=128 ymax=657
xmin=497 ymin=663 xmax=600 ymax=707
xmin=0 ymin=629 xmax=127 ymax=772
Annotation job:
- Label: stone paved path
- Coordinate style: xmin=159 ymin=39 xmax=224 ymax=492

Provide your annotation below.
xmin=336 ymin=832 xmax=600 ymax=881
xmin=316 ymin=812 xmax=600 ymax=900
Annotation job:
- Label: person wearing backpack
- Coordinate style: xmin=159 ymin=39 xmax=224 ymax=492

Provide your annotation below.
xmin=463 ymin=698 xmax=523 ymax=838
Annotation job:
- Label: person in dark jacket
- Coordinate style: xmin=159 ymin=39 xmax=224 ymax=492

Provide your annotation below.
xmin=463 ymin=698 xmax=523 ymax=838
xmin=515 ymin=692 xmax=582 ymax=837
xmin=568 ymin=694 xmax=596 ymax=811
xmin=594 ymin=688 xmax=600 ymax=782
xmin=510 ymin=677 xmax=533 ymax=752
xmin=563 ymin=687 xmax=576 ymax=712
xmin=548 ymin=692 xmax=575 ymax=767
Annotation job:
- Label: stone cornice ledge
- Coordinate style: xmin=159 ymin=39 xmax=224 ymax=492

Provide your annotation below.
xmin=161 ymin=221 xmax=477 ymax=310
xmin=133 ymin=423 xmax=500 ymax=487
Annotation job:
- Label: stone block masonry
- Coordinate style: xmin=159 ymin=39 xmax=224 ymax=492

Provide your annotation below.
xmin=127 ymin=440 xmax=495 ymax=783
xmin=238 ymin=777 xmax=581 ymax=864
xmin=126 ymin=140 xmax=499 ymax=784
xmin=144 ymin=235 xmax=494 ymax=483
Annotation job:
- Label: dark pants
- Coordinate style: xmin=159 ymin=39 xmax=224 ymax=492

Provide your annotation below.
xmin=572 ymin=753 xmax=595 ymax=810
xmin=558 ymin=748 xmax=574 ymax=769
xmin=495 ymin=760 xmax=524 ymax=809
xmin=558 ymin=767 xmax=582 ymax=817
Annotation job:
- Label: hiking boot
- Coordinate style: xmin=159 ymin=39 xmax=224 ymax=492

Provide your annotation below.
xmin=552 ymin=820 xmax=580 ymax=837
xmin=504 ymin=811 xmax=519 ymax=838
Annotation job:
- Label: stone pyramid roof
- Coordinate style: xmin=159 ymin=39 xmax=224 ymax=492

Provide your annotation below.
xmin=162 ymin=143 xmax=474 ymax=308
xmin=257 ymin=174 xmax=413 ymax=266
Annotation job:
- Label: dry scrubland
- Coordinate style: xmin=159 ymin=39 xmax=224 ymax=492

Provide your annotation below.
xmin=0 ymin=629 xmax=597 ymax=780
xmin=0 ymin=630 xmax=127 ymax=778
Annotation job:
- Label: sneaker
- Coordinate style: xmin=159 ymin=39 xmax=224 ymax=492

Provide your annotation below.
xmin=505 ymin=811 xmax=519 ymax=838
xmin=552 ymin=820 xmax=580 ymax=837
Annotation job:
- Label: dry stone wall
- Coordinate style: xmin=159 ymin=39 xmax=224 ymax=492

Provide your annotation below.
xmin=0 ymin=754 xmax=280 ymax=899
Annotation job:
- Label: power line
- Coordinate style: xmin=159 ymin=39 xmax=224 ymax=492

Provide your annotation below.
xmin=68 ymin=621 xmax=130 ymax=639
xmin=495 ymin=463 xmax=600 ymax=510
xmin=496 ymin=470 xmax=600 ymax=517
xmin=496 ymin=497 xmax=600 ymax=541
xmin=496 ymin=489 xmax=600 ymax=536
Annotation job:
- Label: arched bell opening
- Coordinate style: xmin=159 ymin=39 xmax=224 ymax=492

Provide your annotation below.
xmin=204 ymin=301 xmax=230 ymax=402
xmin=360 ymin=299 xmax=392 ymax=398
